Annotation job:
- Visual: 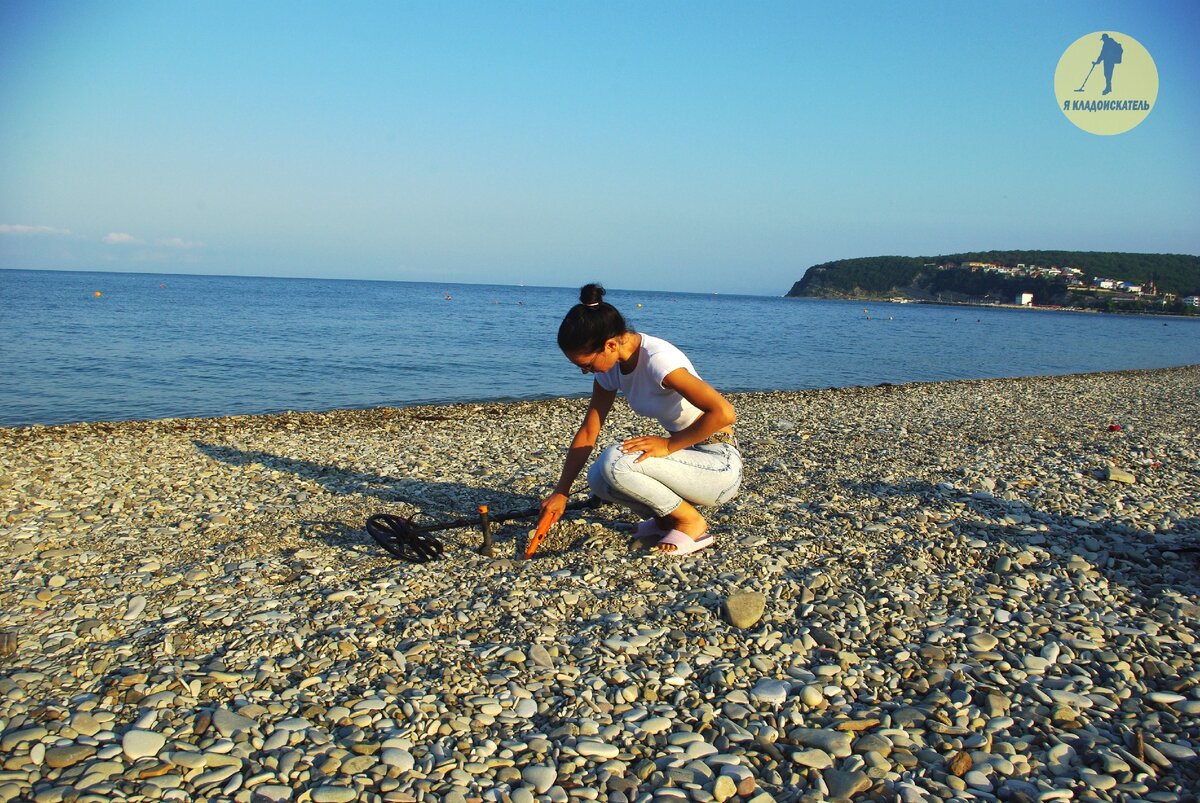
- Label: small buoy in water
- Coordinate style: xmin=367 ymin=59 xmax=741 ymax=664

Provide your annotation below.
xmin=94 ymin=291 xmax=102 ymax=297
xmin=637 ymin=303 xmax=642 ymax=308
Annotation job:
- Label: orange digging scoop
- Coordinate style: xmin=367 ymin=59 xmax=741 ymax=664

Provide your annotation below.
xmin=524 ymin=513 xmax=554 ymax=560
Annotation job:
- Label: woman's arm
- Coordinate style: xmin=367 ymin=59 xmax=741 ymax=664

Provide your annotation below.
xmin=620 ymin=368 xmax=735 ymax=462
xmin=539 ymin=381 xmax=617 ymax=525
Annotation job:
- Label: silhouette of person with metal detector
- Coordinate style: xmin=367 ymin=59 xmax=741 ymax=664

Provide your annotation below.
xmin=1092 ymin=33 xmax=1123 ymax=95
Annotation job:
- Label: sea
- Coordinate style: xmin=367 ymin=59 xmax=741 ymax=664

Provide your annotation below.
xmin=2 ymin=268 xmax=1199 ymax=428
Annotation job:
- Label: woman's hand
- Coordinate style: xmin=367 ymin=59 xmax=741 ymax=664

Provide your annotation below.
xmin=621 ymin=435 xmax=671 ymax=463
xmin=538 ymin=492 xmax=569 ymax=531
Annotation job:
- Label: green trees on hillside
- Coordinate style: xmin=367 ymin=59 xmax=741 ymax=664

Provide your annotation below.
xmin=791 ymin=256 xmax=924 ymax=295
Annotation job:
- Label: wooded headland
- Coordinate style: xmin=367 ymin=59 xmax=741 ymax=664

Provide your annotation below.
xmin=786 ymin=251 xmax=1200 ymax=314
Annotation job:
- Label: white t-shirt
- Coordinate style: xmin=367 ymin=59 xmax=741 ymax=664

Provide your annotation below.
xmin=594 ymin=334 xmax=703 ymax=433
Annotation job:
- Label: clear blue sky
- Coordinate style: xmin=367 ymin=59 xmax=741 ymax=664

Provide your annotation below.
xmin=2 ymin=1 xmax=1197 ymax=295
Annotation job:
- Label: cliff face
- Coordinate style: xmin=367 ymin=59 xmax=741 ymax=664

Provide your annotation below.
xmin=789 ymin=269 xmax=931 ymax=300
xmin=788 ymin=267 xmax=833 ymax=298
xmin=786 ymin=257 xmax=926 ymax=299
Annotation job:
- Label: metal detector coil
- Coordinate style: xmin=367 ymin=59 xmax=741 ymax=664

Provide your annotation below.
xmin=365 ymin=514 xmax=446 ymax=563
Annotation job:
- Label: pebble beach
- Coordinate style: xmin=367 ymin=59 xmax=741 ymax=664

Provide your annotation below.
xmin=1 ymin=366 xmax=1198 ymax=803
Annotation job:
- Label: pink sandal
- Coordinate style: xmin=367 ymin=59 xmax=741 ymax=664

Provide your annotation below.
xmin=654 ymin=529 xmax=714 ymax=556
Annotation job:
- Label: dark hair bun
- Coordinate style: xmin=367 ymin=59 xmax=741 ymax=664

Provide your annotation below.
xmin=558 ymin=282 xmax=629 ymax=353
xmin=579 ymin=283 xmax=606 ymax=306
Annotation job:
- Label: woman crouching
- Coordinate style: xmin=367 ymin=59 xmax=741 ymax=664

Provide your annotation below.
xmin=538 ymin=283 xmax=742 ymax=554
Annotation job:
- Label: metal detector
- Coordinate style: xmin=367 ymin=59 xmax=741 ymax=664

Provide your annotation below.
xmin=1076 ymin=61 xmax=1098 ymax=92
xmin=366 ymin=496 xmax=602 ymax=562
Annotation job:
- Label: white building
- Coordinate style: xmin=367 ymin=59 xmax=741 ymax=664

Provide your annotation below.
xmin=1017 ymin=293 xmax=1034 ymax=306
xmin=1184 ymin=296 xmax=1200 ymax=307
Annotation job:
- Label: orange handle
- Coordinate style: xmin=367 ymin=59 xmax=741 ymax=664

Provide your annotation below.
xmin=523 ymin=512 xmax=555 ymax=560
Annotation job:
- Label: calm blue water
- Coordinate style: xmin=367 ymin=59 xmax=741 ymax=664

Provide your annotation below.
xmin=2 ymin=268 xmax=1198 ymax=427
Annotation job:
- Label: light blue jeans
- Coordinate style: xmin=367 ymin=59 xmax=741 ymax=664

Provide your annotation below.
xmin=587 ymin=442 xmax=743 ymax=520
